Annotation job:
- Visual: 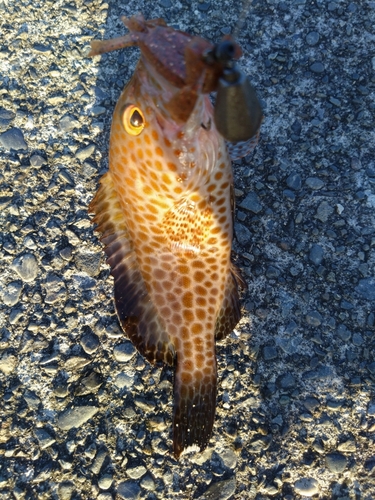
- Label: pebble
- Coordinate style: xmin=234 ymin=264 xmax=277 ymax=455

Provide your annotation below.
xmin=198 ymin=477 xmax=236 ymax=500
xmin=34 ymin=428 xmax=56 ymax=449
xmin=352 ymin=333 xmax=363 ymax=346
xmin=57 ymin=405 xmax=99 ymax=430
xmin=64 ymin=356 xmax=91 ymax=370
xmin=30 ymin=154 xmax=46 ymax=167
xmin=306 ymin=177 xmax=324 ymax=190
xmin=0 ymin=352 xmax=17 ymax=374
xmin=294 ymin=477 xmax=319 ymax=496
xmin=113 ymin=343 xmax=136 ymax=362
xmin=316 ymin=201 xmax=334 ymax=222
xmin=44 ymin=273 xmax=66 ymax=304
xmin=58 ymin=168 xmax=74 ymax=185
xmin=325 ymin=453 xmax=347 ymax=473
xmin=286 ymin=172 xmax=302 ymax=190
xmin=0 ymin=107 xmax=15 ymax=124
xmin=0 ymin=127 xmax=27 ymax=150
xmin=337 ymin=439 xmax=356 ymax=453
xmin=310 ymin=62 xmax=325 ymax=73
xmin=234 ymin=223 xmax=252 ymax=246
xmin=127 ymin=466 xmax=147 ymax=480
xmin=80 ymin=332 xmax=99 ymax=354
xmin=98 ymin=494 xmax=113 ymax=500
xmin=114 ymin=372 xmax=133 ymax=389
xmin=117 ymin=481 xmax=141 ymax=500
xmin=329 ymin=96 xmax=341 ymax=107
xmin=303 ymin=397 xmax=320 ymax=412
xmin=309 ymin=244 xmax=324 ymax=265
xmin=75 ymin=251 xmax=101 ymax=276
xmin=79 ymin=372 xmax=102 ymax=394
xmin=59 ymin=114 xmax=80 ymax=132
xmin=337 ymin=324 xmax=351 ymax=341
xmin=91 ymin=106 xmax=107 ymax=116
xmin=355 ymin=278 xmax=375 ymax=300
xmin=24 ymin=390 xmax=41 ymax=409
xmin=277 ymin=372 xmax=296 ymax=389
xmin=306 ymin=31 xmax=320 ymax=45
xmin=291 ymin=119 xmax=302 ymax=136
xmin=11 ymin=253 xmax=38 ymax=282
xmin=219 ymin=449 xmax=238 ymax=469
xmin=285 ymin=320 xmax=298 ymax=334
xmin=140 ymin=474 xmax=156 ymax=491
xmin=98 ymin=474 xmax=113 ymax=490
xmin=3 ymin=281 xmax=22 ymax=306
xmin=80 ymin=332 xmax=100 ymax=354
xmin=9 ymin=309 xmax=23 ymax=325
xmin=58 ymin=482 xmax=75 ymax=500
xmin=24 ymin=236 xmax=37 ymax=250
xmin=283 ymin=189 xmax=296 ymax=201
xmin=75 ymin=144 xmax=96 ymax=161
xmin=305 ymin=310 xmax=322 ymax=326
xmin=266 ymin=265 xmax=280 ymax=279
xmin=263 ymin=346 xmax=278 ymax=360
xmin=277 ymin=338 xmax=298 ymax=354
xmin=91 ymin=450 xmax=108 ymax=474
xmin=239 ymin=192 xmax=263 ymax=214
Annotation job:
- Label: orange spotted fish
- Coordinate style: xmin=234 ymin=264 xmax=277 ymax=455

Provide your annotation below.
xmin=89 ymin=15 xmax=261 ymax=458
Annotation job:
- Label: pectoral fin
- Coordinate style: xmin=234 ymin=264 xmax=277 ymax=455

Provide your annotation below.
xmin=162 ymin=197 xmax=212 ymax=258
xmin=89 ymin=172 xmax=175 ymax=366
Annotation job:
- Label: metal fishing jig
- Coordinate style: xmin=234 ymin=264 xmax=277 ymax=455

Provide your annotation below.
xmin=207 ymin=40 xmax=263 ymax=143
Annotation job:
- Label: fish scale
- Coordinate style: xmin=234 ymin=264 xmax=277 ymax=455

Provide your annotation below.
xmin=89 ymin=14 xmax=259 ymax=458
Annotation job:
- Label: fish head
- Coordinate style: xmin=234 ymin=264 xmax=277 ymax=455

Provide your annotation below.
xmin=90 ymin=15 xmax=244 ymax=184
xmin=109 ymin=27 xmax=235 ymax=194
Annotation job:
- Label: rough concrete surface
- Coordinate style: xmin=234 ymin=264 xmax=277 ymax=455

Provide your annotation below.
xmin=1 ymin=0 xmax=375 ymax=498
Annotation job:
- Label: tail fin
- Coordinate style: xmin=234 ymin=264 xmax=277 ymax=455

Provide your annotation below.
xmin=173 ymin=362 xmax=217 ymax=459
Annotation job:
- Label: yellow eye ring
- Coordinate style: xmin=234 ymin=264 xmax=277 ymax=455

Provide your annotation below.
xmin=122 ymin=104 xmax=145 ymax=136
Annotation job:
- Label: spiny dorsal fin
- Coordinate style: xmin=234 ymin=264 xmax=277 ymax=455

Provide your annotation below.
xmin=89 ymin=172 xmax=175 ymax=365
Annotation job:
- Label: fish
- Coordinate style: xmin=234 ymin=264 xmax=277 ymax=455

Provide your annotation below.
xmin=88 ymin=14 xmax=261 ymax=458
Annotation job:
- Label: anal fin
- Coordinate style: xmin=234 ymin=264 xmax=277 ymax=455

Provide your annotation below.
xmin=215 ymin=264 xmax=244 ymax=341
xmin=89 ymin=172 xmax=175 ymax=366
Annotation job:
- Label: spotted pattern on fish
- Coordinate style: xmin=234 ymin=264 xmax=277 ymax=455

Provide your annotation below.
xmin=89 ymin=15 xmax=258 ymax=458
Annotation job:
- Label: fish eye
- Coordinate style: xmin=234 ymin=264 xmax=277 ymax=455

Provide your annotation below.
xmin=122 ymin=104 xmax=145 ymax=135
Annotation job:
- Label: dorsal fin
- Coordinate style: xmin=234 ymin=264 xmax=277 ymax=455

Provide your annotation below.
xmin=89 ymin=172 xmax=175 ymax=365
